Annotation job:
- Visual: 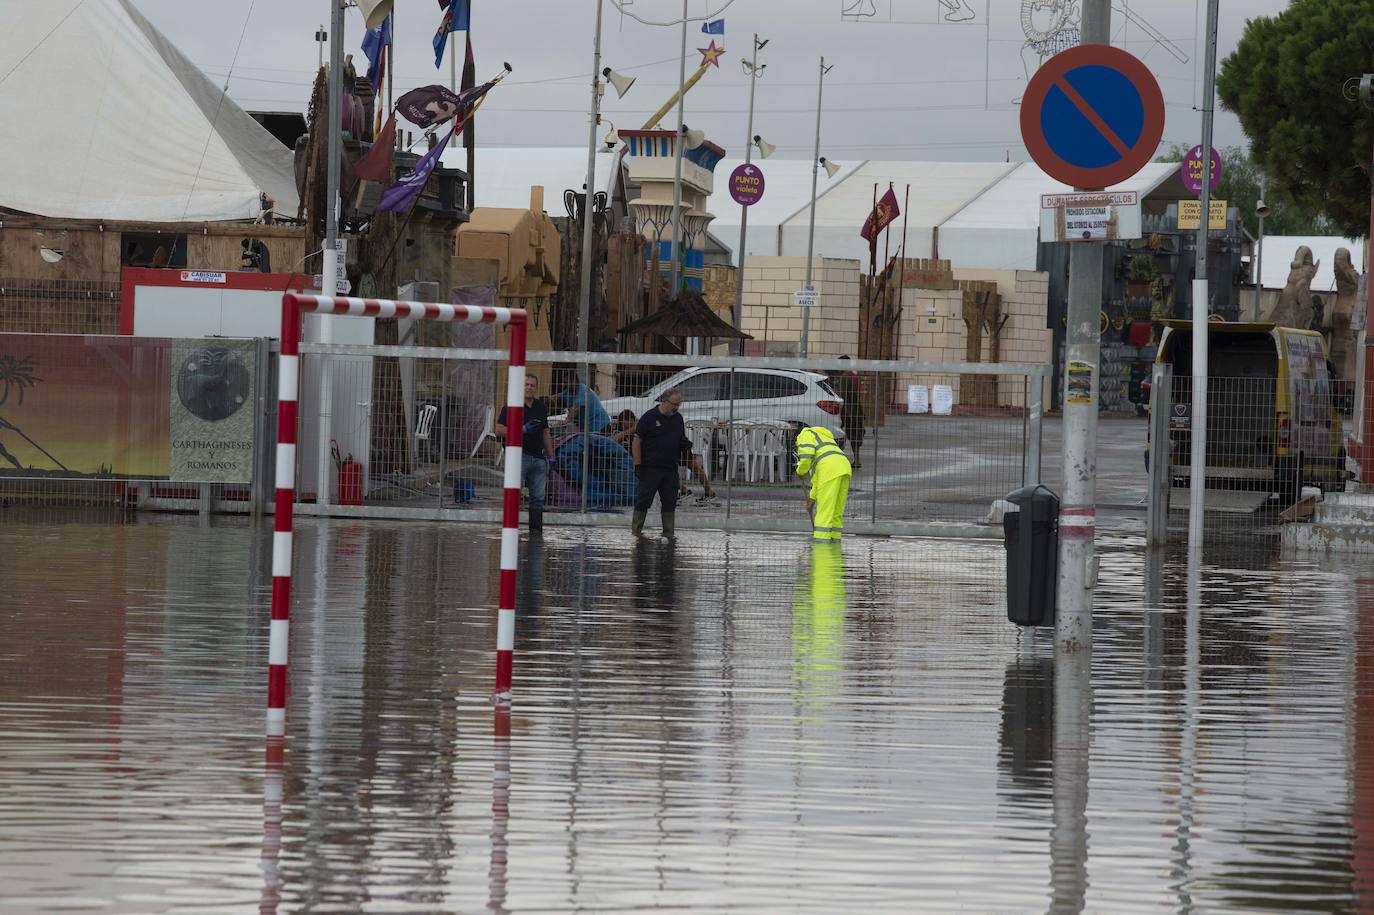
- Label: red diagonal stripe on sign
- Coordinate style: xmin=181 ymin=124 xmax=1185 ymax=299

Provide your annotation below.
xmin=1052 ymin=75 xmax=1131 ymax=159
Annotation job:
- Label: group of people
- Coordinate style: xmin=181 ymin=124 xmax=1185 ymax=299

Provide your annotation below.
xmin=496 ymin=362 xmax=869 ymax=542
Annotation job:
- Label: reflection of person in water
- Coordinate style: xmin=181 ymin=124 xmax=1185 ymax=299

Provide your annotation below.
xmin=793 ymin=542 xmax=846 ymax=706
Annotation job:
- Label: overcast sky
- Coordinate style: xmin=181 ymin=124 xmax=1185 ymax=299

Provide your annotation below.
xmin=141 ymin=0 xmax=1289 ymax=162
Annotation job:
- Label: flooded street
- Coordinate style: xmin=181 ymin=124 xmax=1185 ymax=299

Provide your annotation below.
xmin=1 ymin=515 xmax=1370 ymax=912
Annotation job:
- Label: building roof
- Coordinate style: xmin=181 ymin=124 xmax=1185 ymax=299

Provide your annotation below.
xmin=618 ymin=289 xmax=750 ymax=340
xmin=0 ymin=0 xmax=298 ymax=222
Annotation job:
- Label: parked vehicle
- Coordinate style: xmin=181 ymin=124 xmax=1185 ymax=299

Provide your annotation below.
xmin=1147 ymin=320 xmax=1348 ymax=502
xmin=584 ymin=367 xmax=848 ymax=443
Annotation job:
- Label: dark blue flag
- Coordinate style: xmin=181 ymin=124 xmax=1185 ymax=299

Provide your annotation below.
xmin=433 ymin=0 xmax=471 ymax=68
xmin=701 ymin=18 xmax=724 ymax=34
xmin=361 ymin=14 xmax=391 ymax=92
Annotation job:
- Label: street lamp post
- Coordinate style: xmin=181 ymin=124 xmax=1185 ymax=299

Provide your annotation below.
xmin=732 ymin=35 xmax=768 ymax=355
xmin=578 ymin=0 xmax=604 ymax=356
xmin=668 ymin=0 xmax=689 ymax=294
xmin=800 ymin=56 xmax=833 ymax=358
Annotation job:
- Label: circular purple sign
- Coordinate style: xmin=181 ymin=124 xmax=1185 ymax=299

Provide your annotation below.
xmin=1180 ymin=144 xmax=1222 ymax=196
xmin=729 ymin=163 xmax=765 ymax=206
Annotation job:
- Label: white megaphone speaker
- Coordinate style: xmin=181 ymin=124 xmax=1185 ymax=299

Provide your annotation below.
xmin=820 ymin=157 xmax=841 ymax=178
xmin=602 ymin=68 xmax=636 ymax=98
xmin=682 ymin=126 xmax=706 ymax=149
xmin=356 ymin=0 xmax=394 ymax=30
xmin=754 ymin=135 xmax=776 ymax=159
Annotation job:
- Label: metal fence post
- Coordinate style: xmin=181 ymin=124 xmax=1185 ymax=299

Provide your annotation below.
xmin=870 ymin=368 xmax=880 ymax=524
xmin=1025 ymin=370 xmax=1044 ymax=486
xmin=1146 ymin=363 xmax=1172 ymax=547
xmin=252 ymin=337 xmax=271 ymax=519
xmin=725 ymin=368 xmax=736 ymax=519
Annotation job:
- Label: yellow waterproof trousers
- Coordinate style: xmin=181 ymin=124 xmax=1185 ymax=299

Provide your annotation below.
xmin=809 ymin=466 xmax=851 ymax=540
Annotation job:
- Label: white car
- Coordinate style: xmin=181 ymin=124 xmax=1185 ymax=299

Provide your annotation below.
xmin=599 ymin=367 xmax=847 ymax=442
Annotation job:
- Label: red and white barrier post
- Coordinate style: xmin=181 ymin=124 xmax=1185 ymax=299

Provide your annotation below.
xmin=267 ymin=294 xmax=528 ymax=740
xmin=495 ymin=319 xmax=526 ymax=700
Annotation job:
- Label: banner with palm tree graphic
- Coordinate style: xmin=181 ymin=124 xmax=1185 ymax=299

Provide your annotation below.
xmin=0 ymin=335 xmax=172 ymax=479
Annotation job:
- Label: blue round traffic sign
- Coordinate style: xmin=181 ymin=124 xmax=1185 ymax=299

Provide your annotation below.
xmin=1019 ymin=44 xmax=1165 ymax=191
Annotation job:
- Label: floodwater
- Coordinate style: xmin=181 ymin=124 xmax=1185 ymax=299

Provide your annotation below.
xmin=0 ymin=514 xmax=1370 ymax=913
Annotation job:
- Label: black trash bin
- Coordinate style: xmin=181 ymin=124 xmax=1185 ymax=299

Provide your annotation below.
xmin=1003 ymin=484 xmax=1059 ymax=627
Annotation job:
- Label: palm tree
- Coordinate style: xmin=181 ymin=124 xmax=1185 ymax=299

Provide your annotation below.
xmin=0 ymin=354 xmax=68 ymax=471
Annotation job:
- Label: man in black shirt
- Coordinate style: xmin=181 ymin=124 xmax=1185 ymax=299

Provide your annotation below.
xmin=495 ymin=373 xmax=556 ymax=534
xmin=631 ymin=387 xmax=690 ymax=539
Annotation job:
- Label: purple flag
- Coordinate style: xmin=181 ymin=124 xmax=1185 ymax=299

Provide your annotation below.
xmin=379 ymin=128 xmax=455 ymax=212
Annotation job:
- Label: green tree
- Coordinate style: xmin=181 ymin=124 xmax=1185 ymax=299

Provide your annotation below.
xmin=1155 ymin=145 xmax=1324 ymax=237
xmin=1216 ymin=0 xmax=1374 ymax=238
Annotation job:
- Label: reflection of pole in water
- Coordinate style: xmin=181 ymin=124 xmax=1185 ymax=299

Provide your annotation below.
xmin=259 ymin=736 xmax=285 ymax=915
xmin=1142 ymin=549 xmax=1167 ymax=691
xmin=1355 ymin=577 xmax=1374 ymax=906
xmin=1050 ymin=647 xmax=1091 ymax=912
xmin=1169 ymin=551 xmax=1202 ymax=910
xmin=489 ymin=705 xmax=512 ymax=914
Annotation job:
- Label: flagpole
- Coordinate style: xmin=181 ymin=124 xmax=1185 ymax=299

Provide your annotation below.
xmin=668 ymin=0 xmax=689 ymax=303
xmin=386 ymin=9 xmax=393 ymax=136
xmin=898 ymin=182 xmax=910 ymax=353
xmin=450 ymin=28 xmax=457 ymax=91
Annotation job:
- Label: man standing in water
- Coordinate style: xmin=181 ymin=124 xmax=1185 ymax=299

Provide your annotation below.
xmin=631 ymin=388 xmax=690 ymax=539
xmin=495 ymin=374 xmax=556 ymax=534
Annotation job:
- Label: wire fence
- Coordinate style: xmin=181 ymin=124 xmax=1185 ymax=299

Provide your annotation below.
xmin=1152 ymin=371 xmax=1352 ymax=539
xmin=1 ymin=330 xmax=1049 ymax=536
xmin=296 ymin=345 xmax=1050 ymax=535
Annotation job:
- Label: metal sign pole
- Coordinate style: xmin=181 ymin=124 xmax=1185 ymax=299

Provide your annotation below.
xmin=1054 ymin=0 xmax=1110 ymax=653
xmin=1188 ymin=0 xmax=1221 ymax=551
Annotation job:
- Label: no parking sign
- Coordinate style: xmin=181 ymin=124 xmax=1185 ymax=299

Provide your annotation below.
xmin=1019 ymin=44 xmax=1165 ymax=191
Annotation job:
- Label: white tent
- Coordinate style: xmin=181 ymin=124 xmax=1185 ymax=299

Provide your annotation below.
xmin=0 ymin=0 xmax=298 ymax=222
xmin=776 ymin=160 xmax=1017 ymax=265
xmin=441 ymin=147 xmax=621 ymax=213
xmin=936 ymin=161 xmax=1180 ymax=270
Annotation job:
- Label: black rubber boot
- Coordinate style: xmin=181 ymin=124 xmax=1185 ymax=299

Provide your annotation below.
xmin=632 ymin=509 xmax=647 ymax=537
xmin=661 ymin=512 xmax=676 ymax=540
xmin=529 ymin=509 xmax=543 ymax=535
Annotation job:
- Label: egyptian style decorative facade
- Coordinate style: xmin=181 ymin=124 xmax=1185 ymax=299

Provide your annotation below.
xmin=617 ymin=128 xmax=725 ymax=293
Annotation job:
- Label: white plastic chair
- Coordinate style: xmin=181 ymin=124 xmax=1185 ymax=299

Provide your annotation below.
xmin=467 ymin=404 xmax=501 ymax=464
xmin=751 ymin=423 xmax=786 ymax=483
xmin=414 ymin=403 xmax=438 ymax=464
xmin=686 ymin=421 xmax=716 ymax=480
xmin=725 ymin=423 xmax=758 ymax=482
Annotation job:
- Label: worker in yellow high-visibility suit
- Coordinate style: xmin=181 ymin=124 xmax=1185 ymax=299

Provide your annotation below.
xmin=794 ymin=425 xmax=852 ymax=540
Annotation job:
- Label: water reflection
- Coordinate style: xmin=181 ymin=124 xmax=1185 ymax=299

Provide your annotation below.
xmin=0 ymin=517 xmax=1368 ymax=911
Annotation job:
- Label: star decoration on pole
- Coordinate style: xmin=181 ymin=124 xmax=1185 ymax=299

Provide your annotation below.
xmin=697 ymin=40 xmax=725 ymax=69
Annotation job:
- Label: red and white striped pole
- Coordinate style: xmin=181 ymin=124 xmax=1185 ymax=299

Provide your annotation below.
xmin=495 ymin=318 xmax=526 ymax=699
xmin=268 ymin=294 xmax=527 ymax=738
xmin=267 ymin=295 xmax=301 ymax=739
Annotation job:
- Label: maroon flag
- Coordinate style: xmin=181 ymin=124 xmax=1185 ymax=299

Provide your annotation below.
xmin=860 ymin=187 xmax=900 ymax=248
xmin=352 ymin=112 xmax=396 ymax=183
xmin=396 ymin=79 xmax=495 ymax=130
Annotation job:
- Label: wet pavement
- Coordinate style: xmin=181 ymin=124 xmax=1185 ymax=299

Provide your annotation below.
xmin=1 ymin=514 xmax=1371 ymax=912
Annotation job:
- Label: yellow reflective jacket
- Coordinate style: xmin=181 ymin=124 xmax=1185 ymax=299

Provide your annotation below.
xmin=794 ymin=426 xmax=850 ymax=479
